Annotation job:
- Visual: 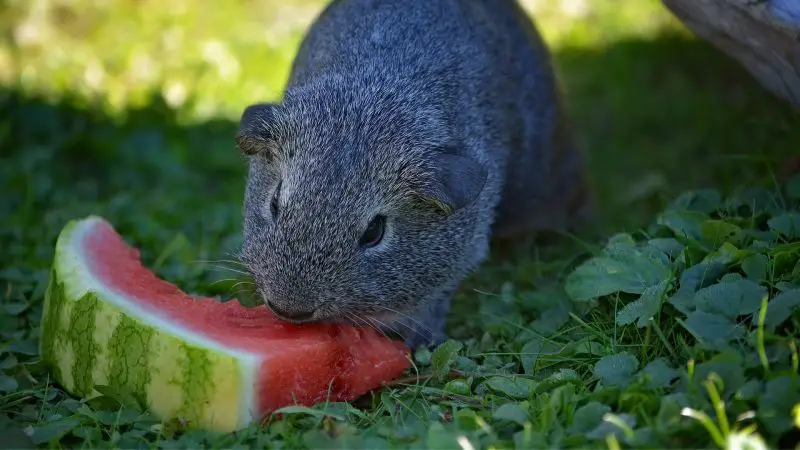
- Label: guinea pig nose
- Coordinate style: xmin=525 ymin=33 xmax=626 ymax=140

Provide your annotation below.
xmin=266 ymin=300 xmax=316 ymax=322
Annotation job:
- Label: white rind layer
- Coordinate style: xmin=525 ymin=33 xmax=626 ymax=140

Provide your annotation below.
xmin=58 ymin=216 xmax=261 ymax=429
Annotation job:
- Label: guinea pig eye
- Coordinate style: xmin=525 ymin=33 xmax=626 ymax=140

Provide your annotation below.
xmin=359 ymin=215 xmax=386 ymax=248
xmin=270 ymin=181 xmax=281 ymax=217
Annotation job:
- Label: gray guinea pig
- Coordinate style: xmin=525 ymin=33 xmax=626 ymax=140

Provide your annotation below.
xmin=236 ymin=0 xmax=594 ymax=349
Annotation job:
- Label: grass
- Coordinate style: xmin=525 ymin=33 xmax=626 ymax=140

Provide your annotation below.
xmin=1 ymin=0 xmax=800 ymax=448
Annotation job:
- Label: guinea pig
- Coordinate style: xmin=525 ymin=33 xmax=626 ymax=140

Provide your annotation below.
xmin=236 ymin=0 xmax=593 ymax=349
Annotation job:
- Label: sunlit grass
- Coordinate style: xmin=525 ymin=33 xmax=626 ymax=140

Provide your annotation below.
xmin=1 ymin=0 xmax=690 ymax=123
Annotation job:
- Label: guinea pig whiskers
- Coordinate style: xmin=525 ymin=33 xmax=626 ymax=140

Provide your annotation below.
xmin=206 ymin=277 xmax=240 ymax=289
xmin=364 ymin=313 xmax=389 ymax=333
xmin=346 ymin=312 xmax=368 ymax=329
xmin=195 ymin=259 xmax=252 ymax=279
xmin=195 ymin=258 xmax=249 ymax=268
xmin=228 ymin=280 xmax=255 ymax=296
xmin=365 ymin=316 xmax=399 ymax=341
xmin=342 ymin=310 xmax=385 ymax=339
xmin=366 ymin=303 xmax=434 ymax=340
xmin=344 ymin=301 xmax=433 ymax=341
xmin=344 ymin=311 xmax=381 ymax=336
xmin=204 ymin=264 xmax=252 ymax=277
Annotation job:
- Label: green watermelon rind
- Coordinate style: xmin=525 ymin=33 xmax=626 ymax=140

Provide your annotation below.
xmin=39 ymin=216 xmax=261 ymax=432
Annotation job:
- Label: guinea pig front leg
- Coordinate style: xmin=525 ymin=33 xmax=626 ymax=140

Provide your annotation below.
xmin=386 ymin=284 xmax=458 ymax=350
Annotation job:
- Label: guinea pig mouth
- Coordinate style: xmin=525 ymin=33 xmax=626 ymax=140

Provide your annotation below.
xmin=263 ymin=298 xmax=333 ymax=324
xmin=265 ymin=301 xmax=315 ymax=323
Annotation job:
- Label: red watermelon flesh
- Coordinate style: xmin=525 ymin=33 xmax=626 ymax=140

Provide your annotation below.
xmin=38 ymin=216 xmax=411 ymax=432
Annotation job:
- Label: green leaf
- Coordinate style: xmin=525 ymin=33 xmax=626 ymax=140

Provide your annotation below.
xmin=116 ymin=432 xmax=153 ymax=449
xmin=757 ymin=376 xmax=800 ymax=436
xmin=514 ymin=430 xmax=548 ymax=449
xmin=455 ymin=356 xmax=478 ymax=373
xmin=7 ymin=339 xmax=38 ymax=355
xmin=300 ymin=429 xmax=335 ymax=449
xmin=585 ymin=413 xmax=636 ymax=441
xmin=493 ymin=402 xmax=529 ymax=426
xmin=443 ymin=379 xmax=472 ymax=396
xmin=639 ymin=358 xmax=680 ymax=389
xmin=568 ymin=401 xmax=611 ymax=434
xmin=668 ymin=189 xmax=722 ymax=213
xmin=700 ymin=220 xmax=742 ymax=245
xmin=487 ymin=376 xmax=533 ymax=399
xmin=413 ymin=347 xmax=432 ymax=366
xmin=520 ymin=284 xmax=571 ymax=312
xmin=379 ymin=393 xmax=397 ymax=420
xmin=594 ymin=352 xmax=639 ymax=387
xmin=616 ymin=279 xmax=671 ymax=327
xmin=534 ymin=368 xmax=581 ymax=393
xmin=548 ymin=383 xmax=576 ymax=417
xmin=608 ymin=233 xmax=637 ymax=246
xmin=737 ymin=380 xmax=763 ymax=401
xmin=519 ymin=336 xmax=563 ymax=375
xmin=272 ymin=405 xmax=347 ymax=421
xmin=776 ymin=282 xmax=798 ymax=292
xmin=690 ymin=353 xmax=747 ymax=397
xmin=454 ymin=408 xmax=479 ymax=430
xmin=92 ymin=384 xmax=143 ymax=412
xmin=760 ymin=289 xmax=800 ymax=332
xmin=786 ymin=174 xmax=800 ymax=199
xmin=768 ymin=212 xmax=800 ymax=239
xmin=479 ymin=282 xmax=521 ymax=332
xmin=0 ymin=354 xmax=17 ymax=370
xmin=93 ymin=409 xmax=141 ymax=426
xmin=770 ymin=243 xmax=800 ymax=277
xmin=692 ymin=279 xmax=767 ymax=319
xmin=0 ymin=374 xmax=18 ymax=392
xmin=430 ymin=340 xmax=463 ymax=380
xmin=0 ymin=422 xmax=34 ymax=449
xmin=28 ymin=418 xmax=82 ymax=445
xmin=656 ymin=393 xmax=691 ymax=430
xmin=678 ymin=260 xmax=727 ymax=293
xmin=657 ymin=209 xmax=707 ymax=241
xmin=645 ymin=238 xmax=685 ymax=260
xmin=705 ymin=242 xmax=749 ymax=265
xmin=2 ymin=302 xmax=29 ymax=316
xmin=722 ymin=272 xmax=747 ymax=282
xmin=72 ymin=425 xmax=103 ymax=442
xmin=682 ymin=311 xmax=744 ymax=348
xmin=530 ymin=304 xmax=570 ymax=336
xmin=724 ymin=187 xmax=781 ymax=216
xmin=629 ymin=427 xmax=659 ymax=447
xmin=740 ymin=254 xmax=769 ymax=282
xmin=426 ymin=422 xmax=463 ymax=450
xmin=302 ymin=427 xmax=367 ymax=450
xmin=565 ymin=242 xmax=671 ymax=302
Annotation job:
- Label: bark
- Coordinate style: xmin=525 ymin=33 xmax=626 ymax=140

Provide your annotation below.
xmin=662 ymin=0 xmax=800 ymax=107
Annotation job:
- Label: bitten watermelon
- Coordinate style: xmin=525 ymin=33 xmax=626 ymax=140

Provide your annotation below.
xmin=39 ymin=216 xmax=410 ymax=432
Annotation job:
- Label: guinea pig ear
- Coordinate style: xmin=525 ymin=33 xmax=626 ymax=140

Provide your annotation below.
xmin=235 ymin=103 xmax=282 ymax=158
xmin=416 ymin=150 xmax=488 ymax=216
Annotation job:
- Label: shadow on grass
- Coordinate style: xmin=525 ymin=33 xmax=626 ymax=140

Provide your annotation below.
xmin=1 ymin=88 xmax=255 ymax=304
xmin=554 ymin=30 xmax=800 ymax=234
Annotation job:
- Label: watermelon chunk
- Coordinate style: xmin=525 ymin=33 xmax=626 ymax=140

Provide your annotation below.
xmin=39 ymin=216 xmax=410 ymax=432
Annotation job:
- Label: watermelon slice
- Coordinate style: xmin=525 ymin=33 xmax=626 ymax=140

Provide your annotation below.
xmin=39 ymin=216 xmax=410 ymax=432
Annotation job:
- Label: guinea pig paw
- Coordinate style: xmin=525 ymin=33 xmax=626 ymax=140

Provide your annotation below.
xmin=403 ymin=329 xmax=448 ymax=351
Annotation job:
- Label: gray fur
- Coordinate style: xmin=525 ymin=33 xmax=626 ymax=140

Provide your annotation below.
xmin=237 ymin=0 xmax=593 ymax=348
